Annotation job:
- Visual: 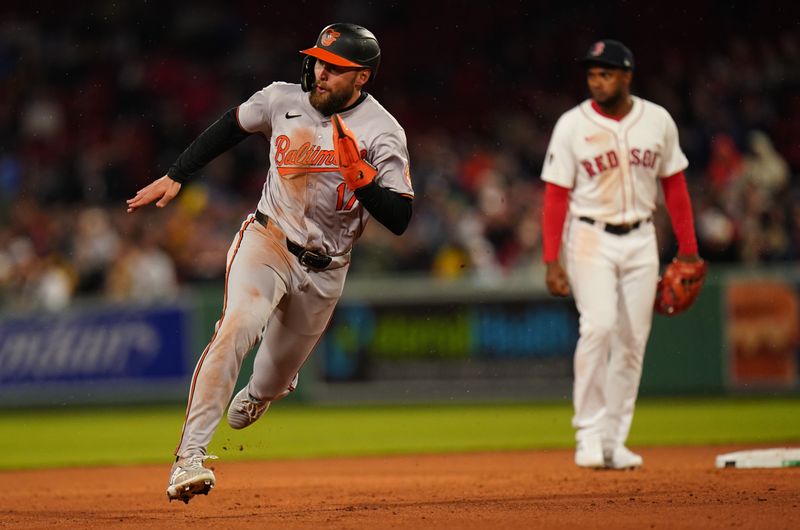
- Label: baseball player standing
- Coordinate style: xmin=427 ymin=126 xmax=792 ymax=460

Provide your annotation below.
xmin=540 ymin=40 xmax=701 ymax=469
xmin=127 ymin=23 xmax=413 ymax=502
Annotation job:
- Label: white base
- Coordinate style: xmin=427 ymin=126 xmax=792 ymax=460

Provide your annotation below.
xmin=715 ymin=448 xmax=800 ymax=469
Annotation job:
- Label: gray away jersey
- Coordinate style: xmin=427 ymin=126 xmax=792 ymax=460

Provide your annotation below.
xmin=236 ymin=82 xmax=413 ymax=256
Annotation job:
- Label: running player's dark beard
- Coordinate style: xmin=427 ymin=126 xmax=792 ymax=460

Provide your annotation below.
xmin=309 ymin=86 xmax=353 ymax=116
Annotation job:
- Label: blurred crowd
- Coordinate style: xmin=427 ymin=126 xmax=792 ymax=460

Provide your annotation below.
xmin=2 ymin=2 xmax=800 ymax=310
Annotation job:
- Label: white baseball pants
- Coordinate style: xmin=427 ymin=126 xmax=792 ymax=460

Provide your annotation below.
xmin=564 ymin=217 xmax=659 ymax=450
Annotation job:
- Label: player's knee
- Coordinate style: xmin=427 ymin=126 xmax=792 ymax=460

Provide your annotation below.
xmin=622 ymin=342 xmax=646 ymax=367
xmin=218 ymin=311 xmax=268 ymax=351
xmin=579 ymin=317 xmax=616 ymax=340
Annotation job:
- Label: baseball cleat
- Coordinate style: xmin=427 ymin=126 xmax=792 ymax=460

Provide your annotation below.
xmin=166 ymin=454 xmax=218 ymax=504
xmin=227 ymin=386 xmax=270 ymax=430
xmin=604 ymin=446 xmax=643 ymax=470
xmin=575 ymin=436 xmax=605 ymax=468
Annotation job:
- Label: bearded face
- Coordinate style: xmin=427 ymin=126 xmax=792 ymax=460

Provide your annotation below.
xmin=307 ymin=60 xmax=367 ymax=116
xmin=309 ymin=81 xmax=355 ymax=116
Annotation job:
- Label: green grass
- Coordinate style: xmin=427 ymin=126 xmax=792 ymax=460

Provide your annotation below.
xmin=0 ymin=397 xmax=798 ymax=470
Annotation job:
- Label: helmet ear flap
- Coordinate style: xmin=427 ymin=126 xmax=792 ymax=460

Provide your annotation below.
xmin=301 ymin=56 xmax=315 ymax=92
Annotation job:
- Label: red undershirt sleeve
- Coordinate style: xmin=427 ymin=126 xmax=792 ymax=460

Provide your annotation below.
xmin=660 ymin=171 xmax=699 ymax=256
xmin=542 ymin=182 xmax=571 ymax=263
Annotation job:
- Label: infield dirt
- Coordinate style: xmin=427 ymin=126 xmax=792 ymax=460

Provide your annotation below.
xmin=1 ymin=445 xmax=797 ymax=529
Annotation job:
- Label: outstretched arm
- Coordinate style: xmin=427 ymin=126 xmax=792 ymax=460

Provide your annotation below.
xmin=127 ymin=107 xmax=251 ymax=212
xmin=126 ymin=175 xmax=182 ymax=212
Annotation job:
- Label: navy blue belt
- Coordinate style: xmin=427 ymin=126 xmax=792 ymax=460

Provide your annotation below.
xmin=579 ymin=216 xmax=651 ymax=235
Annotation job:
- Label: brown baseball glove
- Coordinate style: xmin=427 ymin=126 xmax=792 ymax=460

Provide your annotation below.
xmin=654 ymin=257 xmax=707 ymax=316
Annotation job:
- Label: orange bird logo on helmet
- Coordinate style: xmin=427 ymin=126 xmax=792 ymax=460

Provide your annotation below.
xmin=321 ymin=30 xmax=341 ymax=46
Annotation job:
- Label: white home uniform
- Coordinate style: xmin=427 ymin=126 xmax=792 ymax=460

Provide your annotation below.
xmin=175 ymin=81 xmax=413 ymax=458
xmin=541 ymin=95 xmax=687 ymax=452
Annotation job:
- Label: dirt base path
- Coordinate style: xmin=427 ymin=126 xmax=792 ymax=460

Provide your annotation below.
xmin=1 ymin=446 xmax=798 ymax=529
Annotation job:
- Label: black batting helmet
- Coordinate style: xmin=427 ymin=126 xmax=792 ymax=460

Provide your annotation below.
xmin=300 ymin=23 xmax=381 ymax=92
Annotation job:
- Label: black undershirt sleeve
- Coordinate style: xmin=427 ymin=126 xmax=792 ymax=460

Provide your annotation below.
xmin=167 ymin=108 xmax=252 ymax=183
xmin=353 ymin=181 xmax=413 ymax=235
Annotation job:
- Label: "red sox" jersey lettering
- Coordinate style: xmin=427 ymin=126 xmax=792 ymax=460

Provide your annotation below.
xmin=580 ymin=148 xmax=660 ymax=178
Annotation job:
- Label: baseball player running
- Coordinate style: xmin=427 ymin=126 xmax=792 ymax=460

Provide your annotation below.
xmin=127 ymin=23 xmax=413 ymax=503
xmin=540 ymin=40 xmax=701 ymax=469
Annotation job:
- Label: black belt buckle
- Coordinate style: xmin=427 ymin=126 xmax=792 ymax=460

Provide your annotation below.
xmin=610 ymin=218 xmax=648 ymax=235
xmin=579 ymin=216 xmax=647 ymax=236
xmin=296 ymin=248 xmax=332 ymax=270
xmin=286 ymin=239 xmax=333 ymax=270
xmin=605 ymin=222 xmax=637 ymax=235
